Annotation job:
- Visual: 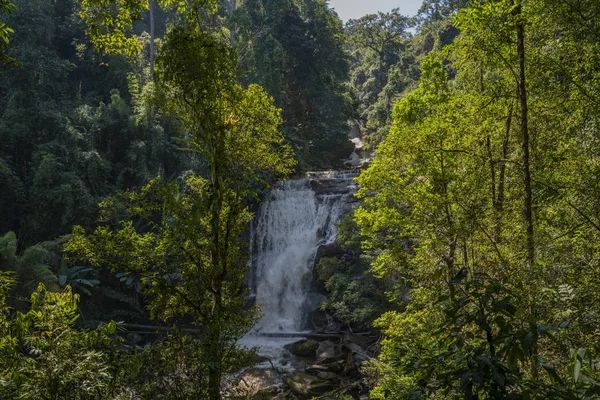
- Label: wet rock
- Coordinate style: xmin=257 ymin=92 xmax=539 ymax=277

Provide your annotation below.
xmin=310 ymin=178 xmax=355 ymax=195
xmin=284 ymin=339 xmax=319 ymax=357
xmin=342 ymin=200 xmax=359 ymax=216
xmin=323 ymin=319 xmax=343 ymax=333
xmin=315 ymin=359 xmax=346 ymax=373
xmin=321 ymin=353 xmax=348 ymax=364
xmin=344 ymin=341 xmax=365 ymax=354
xmin=344 ymin=152 xmax=361 ymax=167
xmin=254 ymin=355 xmax=271 ymax=364
xmin=305 ymin=364 xmax=329 ymax=373
xmin=284 ymin=372 xmax=337 ymax=399
xmin=315 ymin=243 xmax=344 ymax=261
xmin=308 ymin=309 xmax=329 ymax=331
xmin=305 ymin=291 xmax=327 ymax=315
xmin=231 ymin=368 xmax=279 ymax=398
xmin=316 ymin=340 xmax=338 ymax=361
xmin=317 ymin=371 xmax=341 ymax=381
xmin=343 ymin=333 xmax=372 ymax=350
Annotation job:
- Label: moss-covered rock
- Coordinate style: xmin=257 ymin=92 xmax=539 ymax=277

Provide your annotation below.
xmin=284 ymin=339 xmax=319 ymax=357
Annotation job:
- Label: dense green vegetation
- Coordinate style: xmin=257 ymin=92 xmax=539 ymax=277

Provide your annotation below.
xmin=1 ymin=0 xmax=600 ymax=398
xmin=232 ymin=0 xmax=354 ymax=169
xmin=355 ymin=0 xmax=600 ymax=397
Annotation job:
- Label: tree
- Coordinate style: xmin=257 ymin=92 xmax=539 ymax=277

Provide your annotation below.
xmin=153 ymin=27 xmax=293 ymax=397
xmin=0 ymin=159 xmax=24 ymax=234
xmin=0 ymin=0 xmax=17 ymax=67
xmin=356 ymin=0 xmax=600 ymax=397
xmin=0 ymin=273 xmax=123 ymax=399
xmin=346 ymin=9 xmax=409 ymax=72
xmin=417 ymin=0 xmax=469 ymax=26
xmin=346 ymin=9 xmax=414 ymax=144
xmin=233 ymin=0 xmax=353 ymax=169
xmin=0 ymin=231 xmax=59 ymax=297
xmin=68 ymin=16 xmax=294 ymax=399
xmin=79 ymin=0 xmax=218 ymax=56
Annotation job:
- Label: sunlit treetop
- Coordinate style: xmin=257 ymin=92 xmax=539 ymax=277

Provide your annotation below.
xmin=80 ymin=0 xmax=218 ymax=56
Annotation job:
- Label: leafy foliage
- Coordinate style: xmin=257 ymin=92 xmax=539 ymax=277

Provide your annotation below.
xmin=356 ymin=0 xmax=600 ymax=397
xmin=67 ymin=8 xmax=294 ymax=397
xmin=232 ymin=0 xmax=353 ymax=169
xmin=0 ymin=0 xmax=17 ymax=67
xmin=315 ymin=215 xmax=389 ymax=330
xmin=0 ymin=276 xmax=124 ymax=399
xmin=0 ymin=231 xmax=59 ymax=296
xmin=0 ymin=0 xmax=191 ymax=245
xmin=345 ymin=4 xmax=466 ymax=146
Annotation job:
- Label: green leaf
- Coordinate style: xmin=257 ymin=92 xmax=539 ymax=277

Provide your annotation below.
xmin=542 ymin=363 xmax=565 ymax=386
xmin=492 ymin=367 xmax=506 ymax=389
xmin=493 ymin=300 xmax=517 ymax=316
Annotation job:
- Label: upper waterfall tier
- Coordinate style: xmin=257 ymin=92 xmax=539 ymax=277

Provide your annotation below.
xmin=250 ymin=171 xmax=359 ymax=333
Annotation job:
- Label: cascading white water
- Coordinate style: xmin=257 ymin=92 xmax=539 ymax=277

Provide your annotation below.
xmin=250 ymin=172 xmax=358 ymax=333
xmin=236 ymin=171 xmax=358 ymax=379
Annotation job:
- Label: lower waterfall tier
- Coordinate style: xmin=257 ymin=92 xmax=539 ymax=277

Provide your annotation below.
xmin=250 ymin=172 xmax=358 ymax=333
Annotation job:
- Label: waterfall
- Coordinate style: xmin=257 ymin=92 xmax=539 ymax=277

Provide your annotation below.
xmin=250 ymin=171 xmax=358 ymax=333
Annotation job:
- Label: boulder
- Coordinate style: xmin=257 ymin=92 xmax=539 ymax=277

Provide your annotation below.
xmin=318 ymin=359 xmax=346 ymax=373
xmin=254 ymin=355 xmax=271 ymax=364
xmin=344 ymin=152 xmax=361 ymax=167
xmin=317 ymin=371 xmax=341 ymax=381
xmin=343 ymin=333 xmax=372 ymax=350
xmin=231 ymin=368 xmax=279 ymax=398
xmin=344 ymin=342 xmax=365 ymax=354
xmin=284 ymin=339 xmax=319 ymax=358
xmin=316 ymin=340 xmax=338 ymax=362
xmin=310 ymin=178 xmax=355 ymax=195
xmin=315 ymin=243 xmax=344 ymax=261
xmin=284 ymin=372 xmax=337 ymax=399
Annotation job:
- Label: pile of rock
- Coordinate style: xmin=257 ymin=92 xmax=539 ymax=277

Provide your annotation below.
xmin=231 ymin=333 xmax=376 ymax=399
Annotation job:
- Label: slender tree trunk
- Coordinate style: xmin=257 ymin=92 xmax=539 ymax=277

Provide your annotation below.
xmin=440 ymin=140 xmax=458 ymax=296
xmin=149 ymin=0 xmax=156 ymax=77
xmin=514 ymin=0 xmax=538 ymax=379
xmin=487 ymin=135 xmax=497 ymax=214
xmin=515 ymin=3 xmax=534 ymax=267
xmin=207 ymin=134 xmax=226 ymax=400
xmin=228 ymin=0 xmax=237 ymax=45
xmin=494 ymin=107 xmax=512 ymax=242
xmin=207 ymin=326 xmax=222 ymax=400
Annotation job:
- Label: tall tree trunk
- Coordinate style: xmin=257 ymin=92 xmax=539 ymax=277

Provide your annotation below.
xmin=149 ymin=0 xmax=156 ymax=77
xmin=494 ymin=107 xmax=512 ymax=243
xmin=228 ymin=0 xmax=237 ymax=45
xmin=514 ymin=0 xmax=538 ymax=379
xmin=515 ymin=3 xmax=534 ymax=267
xmin=207 ymin=326 xmax=222 ymax=400
xmin=207 ymin=136 xmax=225 ymax=400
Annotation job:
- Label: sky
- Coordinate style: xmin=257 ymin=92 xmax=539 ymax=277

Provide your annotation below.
xmin=328 ymin=0 xmax=423 ymax=21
